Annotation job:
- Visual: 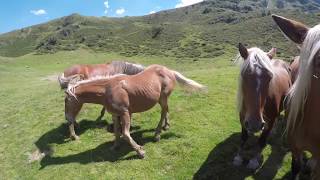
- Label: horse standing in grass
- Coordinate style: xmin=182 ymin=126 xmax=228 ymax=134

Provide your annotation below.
xmin=233 ymin=44 xmax=292 ymax=169
xmin=58 ymin=61 xmax=144 ymax=120
xmin=273 ymin=14 xmax=320 ymax=179
xmin=65 ymin=64 xmax=206 ymax=158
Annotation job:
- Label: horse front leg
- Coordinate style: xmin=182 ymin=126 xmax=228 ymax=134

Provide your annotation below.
xmin=65 ymin=98 xmax=83 ymax=140
xmin=233 ymin=127 xmax=249 ymax=166
xmin=246 ymin=119 xmax=275 ymax=170
xmin=120 ymin=111 xmax=145 ymax=159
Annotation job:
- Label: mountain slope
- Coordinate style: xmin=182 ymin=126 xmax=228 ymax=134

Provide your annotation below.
xmin=0 ymin=0 xmax=319 ymax=58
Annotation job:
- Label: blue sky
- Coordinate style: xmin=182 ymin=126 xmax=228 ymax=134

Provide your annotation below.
xmin=0 ymin=0 xmax=203 ymax=34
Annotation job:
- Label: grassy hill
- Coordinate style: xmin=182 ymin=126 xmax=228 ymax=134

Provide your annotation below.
xmin=0 ymin=0 xmax=319 ymax=59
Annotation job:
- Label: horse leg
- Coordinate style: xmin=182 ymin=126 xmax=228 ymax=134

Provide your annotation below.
xmin=65 ymin=102 xmax=83 ymax=141
xmin=110 ymin=115 xmax=121 ymax=151
xmin=312 ymin=160 xmax=320 ymax=180
xmin=155 ymin=97 xmax=168 ymax=142
xmin=120 ymin=111 xmax=145 ymax=159
xmin=233 ymin=127 xmax=248 ymax=166
xmin=161 ymin=104 xmax=170 ymax=131
xmin=291 ymin=150 xmax=303 ymax=180
xmin=247 ymin=119 xmax=275 ymax=170
xmin=96 ymin=107 xmax=105 ymax=121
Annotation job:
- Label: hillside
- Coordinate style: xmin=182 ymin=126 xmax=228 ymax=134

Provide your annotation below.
xmin=0 ymin=0 xmax=319 ymax=58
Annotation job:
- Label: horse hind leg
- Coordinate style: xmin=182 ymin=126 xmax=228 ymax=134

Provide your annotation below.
xmin=155 ymin=96 xmax=169 ymax=142
xmin=96 ymin=107 xmax=106 ymax=121
xmin=120 ymin=112 xmax=145 ymax=159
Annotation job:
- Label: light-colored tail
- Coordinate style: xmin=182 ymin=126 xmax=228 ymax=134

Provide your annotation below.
xmin=58 ymin=73 xmax=84 ymax=89
xmin=173 ymin=71 xmax=207 ymax=92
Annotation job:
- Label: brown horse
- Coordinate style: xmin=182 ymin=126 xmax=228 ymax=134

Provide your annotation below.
xmin=272 ymin=14 xmax=320 ymax=179
xmin=64 ymin=64 xmax=206 ymax=158
xmin=58 ymin=61 xmax=144 ymax=120
xmin=233 ymin=44 xmax=291 ymax=169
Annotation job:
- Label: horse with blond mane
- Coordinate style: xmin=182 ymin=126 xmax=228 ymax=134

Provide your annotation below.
xmin=64 ymin=64 xmax=206 ymax=158
xmin=273 ymin=14 xmax=320 ymax=179
xmin=58 ymin=61 xmax=144 ymax=120
xmin=233 ymin=43 xmax=292 ymax=169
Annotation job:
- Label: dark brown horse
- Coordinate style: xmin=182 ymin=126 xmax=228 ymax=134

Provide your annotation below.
xmin=233 ymin=44 xmax=291 ymax=169
xmin=65 ymin=64 xmax=206 ymax=158
xmin=273 ymin=14 xmax=320 ymax=179
xmin=58 ymin=61 xmax=144 ymax=120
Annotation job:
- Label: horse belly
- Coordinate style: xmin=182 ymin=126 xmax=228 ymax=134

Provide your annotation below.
xmin=129 ymin=93 xmax=160 ymax=113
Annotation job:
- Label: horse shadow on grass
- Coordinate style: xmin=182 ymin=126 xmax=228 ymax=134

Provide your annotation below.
xmin=194 ymin=118 xmax=293 ymax=180
xmin=37 ymin=119 xmax=179 ymax=169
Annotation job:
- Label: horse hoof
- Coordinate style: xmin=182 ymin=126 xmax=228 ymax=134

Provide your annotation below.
xmin=162 ymin=125 xmax=170 ymax=131
xmin=154 ymin=135 xmax=161 ymax=142
xmin=71 ymin=135 xmax=80 ymax=141
xmin=233 ymin=155 xmax=243 ymax=166
xmin=247 ymin=158 xmax=260 ymax=170
xmin=137 ymin=149 xmax=146 ymax=159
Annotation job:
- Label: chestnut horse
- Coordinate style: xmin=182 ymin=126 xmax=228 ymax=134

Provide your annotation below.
xmin=65 ymin=64 xmax=206 ymax=158
xmin=58 ymin=61 xmax=144 ymax=120
xmin=273 ymin=14 xmax=320 ymax=179
xmin=233 ymin=44 xmax=292 ymax=169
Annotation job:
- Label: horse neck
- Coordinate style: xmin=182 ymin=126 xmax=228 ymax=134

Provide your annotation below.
xmin=73 ymin=81 xmax=109 ymax=103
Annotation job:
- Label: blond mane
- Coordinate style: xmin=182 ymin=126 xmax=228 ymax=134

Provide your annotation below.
xmin=66 ymin=74 xmax=126 ymax=99
xmin=287 ymin=25 xmax=320 ymax=133
xmin=235 ymin=47 xmax=275 ymax=113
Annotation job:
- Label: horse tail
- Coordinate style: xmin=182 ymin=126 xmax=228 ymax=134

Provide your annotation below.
xmin=58 ymin=73 xmax=84 ymax=89
xmin=173 ymin=71 xmax=207 ymax=92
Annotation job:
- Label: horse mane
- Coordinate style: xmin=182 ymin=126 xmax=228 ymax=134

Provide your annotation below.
xmin=287 ymin=24 xmax=320 ymax=134
xmin=235 ymin=47 xmax=275 ymax=113
xmin=66 ymin=74 xmax=125 ymax=100
xmin=110 ymin=61 xmax=145 ymax=75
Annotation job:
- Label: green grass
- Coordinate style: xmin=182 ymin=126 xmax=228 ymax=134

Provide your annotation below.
xmin=0 ymin=49 xmax=295 ymax=179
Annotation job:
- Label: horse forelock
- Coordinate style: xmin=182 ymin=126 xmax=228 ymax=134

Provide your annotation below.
xmin=236 ymin=47 xmax=275 ymax=112
xmin=287 ymin=24 xmax=320 ymax=133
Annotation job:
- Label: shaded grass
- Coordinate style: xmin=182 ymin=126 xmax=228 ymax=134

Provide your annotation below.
xmin=0 ymin=50 xmax=295 ymax=179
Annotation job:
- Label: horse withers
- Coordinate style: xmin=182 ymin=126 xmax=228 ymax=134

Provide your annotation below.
xmin=58 ymin=61 xmax=144 ymax=120
xmin=273 ymin=14 xmax=320 ymax=179
xmin=233 ymin=43 xmax=292 ymax=169
xmin=64 ymin=64 xmax=206 ymax=158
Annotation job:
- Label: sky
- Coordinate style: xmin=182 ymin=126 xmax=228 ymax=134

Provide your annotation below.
xmin=0 ymin=0 xmax=203 ymax=34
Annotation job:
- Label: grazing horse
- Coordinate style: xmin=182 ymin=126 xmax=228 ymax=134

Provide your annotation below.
xmin=58 ymin=61 xmax=144 ymax=120
xmin=272 ymin=14 xmax=320 ymax=179
xmin=64 ymin=64 xmax=206 ymax=158
xmin=233 ymin=44 xmax=291 ymax=169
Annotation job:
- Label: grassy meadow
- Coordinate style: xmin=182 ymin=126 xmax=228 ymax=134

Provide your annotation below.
xmin=0 ymin=49 xmax=296 ymax=179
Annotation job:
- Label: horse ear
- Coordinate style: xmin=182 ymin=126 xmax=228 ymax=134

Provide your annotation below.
xmin=267 ymin=48 xmax=277 ymax=59
xmin=272 ymin=14 xmax=309 ymax=44
xmin=239 ymin=43 xmax=249 ymax=59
